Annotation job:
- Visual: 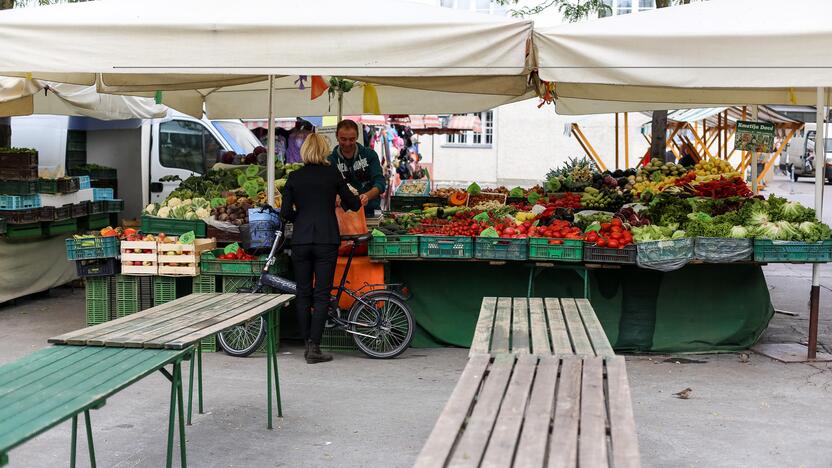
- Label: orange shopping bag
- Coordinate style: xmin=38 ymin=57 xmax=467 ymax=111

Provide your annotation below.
xmin=335 ymin=205 xmax=368 ymax=256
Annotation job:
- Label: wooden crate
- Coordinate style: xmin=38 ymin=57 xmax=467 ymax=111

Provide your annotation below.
xmin=157 ymin=238 xmax=216 ymax=277
xmin=120 ymin=240 xmax=158 ymax=275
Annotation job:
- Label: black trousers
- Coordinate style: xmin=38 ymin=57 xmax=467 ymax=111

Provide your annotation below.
xmin=291 ymin=243 xmax=339 ymax=345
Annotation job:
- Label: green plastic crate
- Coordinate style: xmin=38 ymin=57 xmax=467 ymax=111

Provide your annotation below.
xmin=528 ymin=238 xmax=583 ymax=262
xmin=86 ymin=275 xmax=112 ymax=301
xmin=584 ymin=245 xmax=637 ymax=264
xmin=368 ymin=235 xmax=419 ymax=258
xmin=418 ymin=236 xmax=474 ymax=259
xmin=5 ymin=222 xmax=43 ymax=241
xmin=44 ymin=218 xmax=78 ymax=237
xmin=89 ymin=201 xmax=105 ymax=215
xmin=85 ymin=276 xmax=116 ymax=325
xmin=65 ymin=236 xmax=119 ymax=260
xmin=85 ymin=213 xmax=110 ymax=230
xmin=154 ymin=276 xmax=177 ymax=305
xmin=0 ymin=179 xmax=38 ymax=195
xmin=222 ymin=275 xmax=257 ymax=293
xmin=320 ymin=327 xmax=358 ymax=352
xmin=105 ymin=199 xmax=124 ymax=213
xmin=192 ymin=274 xmax=218 ymax=293
xmin=475 ymin=237 xmax=528 ymax=261
xmin=141 ymin=215 xmax=207 ymax=237
xmin=753 ymin=239 xmax=832 ymax=263
xmin=199 ymin=336 xmax=217 ymax=352
xmin=202 ymin=249 xmax=270 ymax=276
xmin=86 ymin=299 xmax=109 ymax=326
xmin=116 ymin=275 xmax=140 ymax=318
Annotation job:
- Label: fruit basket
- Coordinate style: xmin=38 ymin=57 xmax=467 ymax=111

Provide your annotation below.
xmin=120 ymin=240 xmax=158 ymax=275
xmin=157 ymin=238 xmax=216 ymax=276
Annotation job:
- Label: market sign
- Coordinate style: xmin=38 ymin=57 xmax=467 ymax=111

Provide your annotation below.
xmin=735 ymin=120 xmax=775 ymax=153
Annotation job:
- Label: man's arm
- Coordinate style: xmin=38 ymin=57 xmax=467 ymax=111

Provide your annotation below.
xmin=361 ymin=149 xmax=387 ymax=204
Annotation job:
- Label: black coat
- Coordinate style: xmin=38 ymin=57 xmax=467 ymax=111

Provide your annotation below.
xmin=281 ymin=164 xmax=362 ymax=245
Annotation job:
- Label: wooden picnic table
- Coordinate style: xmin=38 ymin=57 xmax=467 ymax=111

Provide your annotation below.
xmin=469 ymin=297 xmax=615 ymax=357
xmin=0 ymin=346 xmax=190 ymax=468
xmin=49 ymin=292 xmax=294 ymax=430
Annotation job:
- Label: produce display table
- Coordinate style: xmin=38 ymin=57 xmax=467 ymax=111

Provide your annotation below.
xmin=49 ymin=292 xmax=294 ymax=429
xmin=0 ymin=346 xmax=190 ymax=468
xmin=387 ymin=260 xmax=774 ymax=353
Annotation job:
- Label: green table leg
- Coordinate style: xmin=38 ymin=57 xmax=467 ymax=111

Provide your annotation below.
xmin=270 ymin=308 xmax=283 ymax=417
xmin=175 ymin=361 xmax=187 ymax=468
xmin=527 ymin=265 xmax=535 ymax=298
xmin=197 ymin=344 xmax=204 ymax=415
xmin=70 ymin=414 xmax=77 ymax=468
xmin=187 ymin=348 xmax=195 ymax=425
xmin=84 ymin=410 xmax=96 ymax=468
xmin=165 ymin=366 xmax=176 ymax=468
xmin=266 ymin=311 xmax=274 ymax=430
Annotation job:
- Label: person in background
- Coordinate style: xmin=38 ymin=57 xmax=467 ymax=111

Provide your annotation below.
xmin=328 ymin=119 xmax=387 ymax=215
xmin=286 ymin=119 xmax=314 ymax=164
xmin=281 ymin=133 xmax=361 ymax=364
xmin=678 ymin=143 xmax=697 ymax=167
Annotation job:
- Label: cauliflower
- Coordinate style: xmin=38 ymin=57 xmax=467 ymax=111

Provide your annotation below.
xmin=181 ymin=199 xmax=193 ymax=206
xmin=143 ymin=203 xmax=159 ymax=216
xmin=192 ymin=198 xmax=210 ymax=210
xmin=156 ymin=206 xmax=172 ymax=218
xmin=195 ymin=207 xmax=210 ymax=219
xmin=171 ymin=205 xmax=191 ymax=219
xmin=184 ymin=211 xmax=199 ymax=221
xmin=166 ymin=197 xmax=182 ymax=208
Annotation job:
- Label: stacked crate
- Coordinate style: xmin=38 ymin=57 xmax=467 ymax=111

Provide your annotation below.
xmin=0 ymin=149 xmax=43 ymax=240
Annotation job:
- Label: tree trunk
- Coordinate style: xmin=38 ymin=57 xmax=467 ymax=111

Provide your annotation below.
xmin=649 ymin=110 xmax=668 ymax=162
xmin=0 ymin=118 xmax=10 ymax=148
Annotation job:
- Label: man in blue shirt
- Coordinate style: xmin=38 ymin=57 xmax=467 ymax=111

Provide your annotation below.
xmin=328 ymin=120 xmax=387 ymax=215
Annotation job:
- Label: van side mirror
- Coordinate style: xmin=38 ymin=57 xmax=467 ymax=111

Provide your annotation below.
xmin=150 ymin=182 xmax=163 ymax=193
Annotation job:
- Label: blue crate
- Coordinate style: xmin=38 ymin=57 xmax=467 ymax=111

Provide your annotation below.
xmin=0 ymin=194 xmax=41 ymax=210
xmin=78 ymin=176 xmax=91 ymax=190
xmin=92 ymin=188 xmax=114 ymax=201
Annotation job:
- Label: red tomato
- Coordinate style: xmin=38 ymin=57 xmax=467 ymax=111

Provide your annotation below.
xmin=611 ymin=218 xmax=623 ymax=227
xmin=607 ymin=239 xmax=620 ymax=248
xmin=597 ymin=238 xmax=608 ymax=247
xmin=601 ymin=223 xmax=612 ymax=232
xmin=610 ymin=231 xmax=623 ymax=240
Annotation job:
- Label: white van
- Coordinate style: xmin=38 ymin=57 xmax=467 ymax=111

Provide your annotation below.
xmin=10 ymin=111 xmax=261 ymax=217
xmin=786 ymin=122 xmax=832 ymax=183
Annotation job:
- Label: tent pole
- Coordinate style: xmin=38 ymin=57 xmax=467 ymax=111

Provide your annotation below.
xmin=624 ymin=112 xmax=630 ymax=168
xmin=337 ymin=90 xmax=344 ymax=123
xmin=615 ymin=113 xmax=620 ymax=169
xmin=266 ymin=75 xmax=276 ymax=206
xmin=809 ymin=87 xmax=826 ymax=360
xmin=751 ymin=105 xmax=759 ymax=194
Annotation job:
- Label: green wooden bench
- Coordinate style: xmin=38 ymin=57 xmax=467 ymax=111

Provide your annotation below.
xmin=0 ymin=346 xmax=190 ymax=468
xmin=414 ymin=297 xmax=640 ymax=468
xmin=469 ymin=297 xmax=615 ymax=357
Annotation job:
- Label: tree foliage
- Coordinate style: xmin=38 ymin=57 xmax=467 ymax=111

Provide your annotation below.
xmin=495 ymin=0 xmax=610 ymax=20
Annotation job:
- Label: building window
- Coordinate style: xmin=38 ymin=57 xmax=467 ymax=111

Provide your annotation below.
xmin=445 ymin=111 xmax=494 ymax=146
xmin=601 ymin=0 xmax=654 ymax=16
xmin=439 ymin=0 xmax=505 ymax=16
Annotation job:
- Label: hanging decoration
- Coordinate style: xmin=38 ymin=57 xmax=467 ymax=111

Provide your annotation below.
xmin=310 ymin=75 xmax=328 ymax=100
xmin=327 ymin=77 xmax=354 ymax=112
xmin=294 ymin=75 xmax=308 ymax=90
xmin=362 ymin=83 xmax=381 ymax=114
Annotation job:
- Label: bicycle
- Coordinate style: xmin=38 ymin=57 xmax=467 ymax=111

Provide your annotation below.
xmin=217 ymin=218 xmax=415 ymax=359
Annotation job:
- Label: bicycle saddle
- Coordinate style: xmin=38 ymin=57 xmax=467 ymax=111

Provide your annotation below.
xmin=342 ymin=232 xmax=373 ymax=243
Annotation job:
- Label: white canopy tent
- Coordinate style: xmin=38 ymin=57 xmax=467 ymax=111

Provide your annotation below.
xmin=536 ymin=0 xmax=831 ymax=361
xmin=0 ymin=0 xmax=535 ymax=204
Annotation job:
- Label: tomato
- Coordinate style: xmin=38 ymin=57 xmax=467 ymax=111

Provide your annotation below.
xmin=611 ymin=218 xmax=622 ymax=227
xmin=610 ymin=231 xmax=622 ymax=240
xmin=597 ymin=238 xmax=608 ymax=247
xmin=504 ymin=227 xmax=516 ymax=236
xmin=600 ymin=223 xmax=612 ymax=232
xmin=552 ymin=239 xmax=564 ymax=245
xmin=607 ymin=239 xmax=620 ymax=248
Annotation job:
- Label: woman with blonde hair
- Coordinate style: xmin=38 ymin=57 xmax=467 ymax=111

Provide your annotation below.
xmin=281 ymin=133 xmax=361 ymax=364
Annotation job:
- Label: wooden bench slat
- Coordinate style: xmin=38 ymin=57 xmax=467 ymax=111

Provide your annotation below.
xmin=490 ymin=298 xmax=512 ymax=354
xmin=162 ymin=296 xmax=293 ymax=349
xmin=543 ymin=298 xmax=572 ymax=355
xmin=0 ymin=348 xmax=181 ymax=449
xmin=578 ymin=357 xmax=608 ymax=468
xmin=470 ymin=297 xmax=497 ymax=357
xmin=48 ymin=293 xmax=218 ymax=344
xmin=413 ymin=355 xmax=491 ymax=468
xmin=104 ymin=294 xmax=273 ymax=348
xmin=527 ymin=298 xmax=551 ymax=355
xmin=560 ymin=298 xmax=594 ymax=356
xmin=481 ymin=354 xmax=536 ymax=468
xmin=94 ymin=294 xmax=261 ymax=347
xmin=514 ymin=356 xmax=558 ymax=468
xmin=448 ymin=357 xmax=514 ymax=468
xmin=575 ymin=298 xmax=614 ymax=357
xmin=548 ymin=357 xmax=582 ymax=468
xmin=606 ymin=357 xmax=641 ymax=468
xmin=510 ymin=297 xmax=530 ymax=354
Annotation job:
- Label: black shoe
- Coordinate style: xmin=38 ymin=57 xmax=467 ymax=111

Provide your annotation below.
xmin=306 ymin=343 xmax=333 ymax=364
xmin=304 ymin=340 xmax=311 ymax=360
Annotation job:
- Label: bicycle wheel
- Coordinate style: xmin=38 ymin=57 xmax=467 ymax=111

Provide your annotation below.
xmin=218 ymin=317 xmax=266 ymax=357
xmin=347 ymin=293 xmax=414 ymax=359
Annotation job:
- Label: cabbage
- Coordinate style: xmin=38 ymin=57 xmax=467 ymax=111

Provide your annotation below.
xmin=143 ymin=203 xmax=159 ymax=216
xmin=776 ymin=221 xmax=801 ymax=240
xmin=797 ymin=221 xmax=832 ymax=242
xmin=171 ymin=205 xmax=191 ymax=219
xmin=749 ymin=206 xmax=769 ymax=226
xmin=756 ymin=222 xmax=783 ymax=240
xmin=166 ymin=197 xmax=182 ymax=208
xmin=729 ymin=226 xmax=749 ymax=239
xmin=192 ymin=198 xmax=210 ymax=210
xmin=156 ymin=206 xmax=171 ymax=218
xmin=671 ymin=230 xmax=686 ymax=239
xmin=184 ymin=211 xmax=199 ymax=221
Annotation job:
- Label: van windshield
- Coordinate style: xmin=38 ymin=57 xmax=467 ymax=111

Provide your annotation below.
xmin=212 ymin=121 xmax=261 ymax=155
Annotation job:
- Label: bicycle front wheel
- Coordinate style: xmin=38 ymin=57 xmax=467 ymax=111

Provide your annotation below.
xmin=218 ymin=317 xmax=266 ymax=357
xmin=348 ymin=293 xmax=414 ymax=359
